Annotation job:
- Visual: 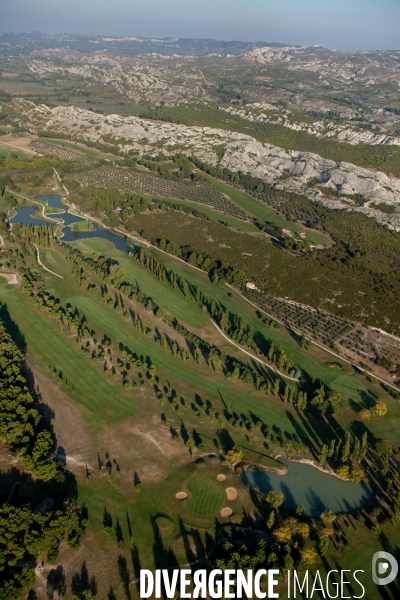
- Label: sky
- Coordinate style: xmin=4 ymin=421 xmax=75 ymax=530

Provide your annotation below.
xmin=0 ymin=0 xmax=399 ymax=51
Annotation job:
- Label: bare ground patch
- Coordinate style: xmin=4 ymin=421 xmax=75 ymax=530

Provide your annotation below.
xmin=36 ymin=530 xmax=128 ymax=600
xmin=0 ymin=134 xmax=37 ymax=154
xmin=0 ymin=272 xmax=19 ymax=284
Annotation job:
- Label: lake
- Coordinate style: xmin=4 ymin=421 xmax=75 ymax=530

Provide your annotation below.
xmin=36 ymin=193 xmax=65 ymax=211
xmin=11 ymin=194 xmax=134 ymax=253
xmin=10 ymin=205 xmax=48 ymax=227
xmin=242 ymin=459 xmax=373 ymax=518
xmin=36 ymin=194 xmax=87 ymax=227
xmin=61 ymin=225 xmax=134 ymax=252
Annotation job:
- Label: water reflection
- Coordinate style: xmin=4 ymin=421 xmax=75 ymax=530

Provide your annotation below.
xmin=36 ymin=194 xmax=65 ymax=210
xmin=10 ymin=195 xmax=135 ymax=254
xmin=10 ymin=205 xmax=47 ymax=227
xmin=242 ymin=459 xmax=373 ymax=518
xmin=62 ymin=225 xmax=134 ymax=252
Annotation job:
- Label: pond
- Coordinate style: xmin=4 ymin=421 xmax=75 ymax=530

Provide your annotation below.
xmin=10 ymin=205 xmax=48 ymax=227
xmin=36 ymin=194 xmax=65 ymax=211
xmin=61 ymin=224 xmax=134 ymax=253
xmin=242 ymin=459 xmax=373 ymax=518
xmin=11 ymin=195 xmax=135 ymax=253
xmin=36 ymin=194 xmax=87 ymax=227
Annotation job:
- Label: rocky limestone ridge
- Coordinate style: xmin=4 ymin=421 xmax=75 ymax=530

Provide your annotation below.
xmin=243 ymin=46 xmax=400 ymax=87
xmin=13 ymin=100 xmax=400 ymax=230
xmin=219 ymin=105 xmax=400 ymax=147
xmin=27 ymin=52 xmax=211 ymax=106
xmin=220 ymin=140 xmax=400 ymax=229
xmin=24 ymin=45 xmax=400 ymax=115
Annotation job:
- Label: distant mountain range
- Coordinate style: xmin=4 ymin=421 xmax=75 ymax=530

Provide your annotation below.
xmin=0 ymin=31 xmax=289 ymax=56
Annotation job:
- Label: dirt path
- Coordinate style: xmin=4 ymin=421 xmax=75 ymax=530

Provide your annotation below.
xmin=131 ymin=428 xmax=169 ymax=459
xmin=7 ymin=190 xmax=62 ymax=224
xmin=33 ymin=243 xmax=64 ymax=279
xmin=211 ymin=319 xmax=298 ymax=382
xmin=0 ymin=138 xmax=37 ymax=154
xmin=53 ymin=161 xmax=399 ymax=392
xmin=53 ymin=167 xmax=70 ymax=197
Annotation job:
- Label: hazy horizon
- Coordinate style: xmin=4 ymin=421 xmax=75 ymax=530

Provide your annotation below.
xmin=1 ymin=0 xmax=399 ymax=51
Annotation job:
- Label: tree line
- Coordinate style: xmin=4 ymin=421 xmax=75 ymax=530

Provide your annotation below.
xmin=0 ymin=304 xmax=86 ymax=600
xmin=137 ymin=235 xmax=248 ymax=289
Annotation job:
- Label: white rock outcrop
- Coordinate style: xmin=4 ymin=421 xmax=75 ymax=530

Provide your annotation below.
xmin=14 ymin=100 xmax=400 ymax=230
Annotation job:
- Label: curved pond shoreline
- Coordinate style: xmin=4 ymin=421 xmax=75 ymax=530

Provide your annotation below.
xmin=276 ymin=455 xmax=346 ymax=481
xmin=9 ymin=194 xmax=375 ymax=520
xmin=242 ymin=459 xmax=373 ymax=518
xmin=238 ymin=460 xmax=288 ymax=477
xmin=10 ymin=194 xmax=135 ymax=253
xmin=36 ymin=194 xmax=87 ymax=228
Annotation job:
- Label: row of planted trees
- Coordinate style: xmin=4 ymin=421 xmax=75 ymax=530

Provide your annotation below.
xmin=136 ymin=245 xmax=302 ymax=375
xmin=61 ymin=243 xmax=288 ymax=395
xmin=0 ymin=304 xmax=86 ymax=600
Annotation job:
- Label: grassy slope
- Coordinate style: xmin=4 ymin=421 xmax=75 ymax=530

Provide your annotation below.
xmin=205 ymin=175 xmax=300 ymax=233
xmin=19 ymin=248 xmax=300 ymax=439
xmin=144 ymin=193 xmax=263 ymax=233
xmin=70 ymin=237 xmax=399 ymax=445
xmin=205 ymin=176 xmax=329 ymax=246
xmin=1 ymin=240 xmax=399 ymax=598
xmin=0 ymin=273 xmax=273 ymax=587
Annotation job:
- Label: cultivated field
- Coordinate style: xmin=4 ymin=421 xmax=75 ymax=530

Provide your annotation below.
xmin=31 ymin=140 xmax=100 ymax=164
xmin=72 ymin=165 xmax=250 ymax=220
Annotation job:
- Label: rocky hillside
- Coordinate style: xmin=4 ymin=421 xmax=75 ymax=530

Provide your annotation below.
xmin=13 ymin=99 xmax=400 ymax=230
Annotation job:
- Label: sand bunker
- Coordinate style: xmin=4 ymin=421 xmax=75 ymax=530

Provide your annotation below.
xmin=0 ymin=272 xmax=18 ymax=285
xmin=225 ymin=487 xmax=238 ymax=501
xmin=220 ymin=507 xmax=233 ymax=518
xmin=217 ymin=474 xmax=227 ymax=482
xmin=175 ymin=492 xmax=188 ymax=500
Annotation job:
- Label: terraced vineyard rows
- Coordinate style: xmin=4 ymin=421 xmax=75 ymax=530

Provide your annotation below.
xmin=245 ymin=288 xmax=354 ymax=346
xmin=73 ymin=164 xmax=250 ymax=219
xmin=31 ymin=140 xmax=100 ymax=164
xmin=0 ymin=81 xmax=56 ymax=96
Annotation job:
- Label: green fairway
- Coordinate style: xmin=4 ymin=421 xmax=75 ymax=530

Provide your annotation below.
xmin=0 ymin=285 xmax=138 ymax=429
xmin=204 ymin=176 xmax=329 ymax=246
xmin=302 ymin=230 xmax=329 ymax=245
xmin=68 ymin=237 xmax=399 ymax=444
xmin=143 ymin=193 xmax=263 ymax=233
xmin=205 ymin=176 xmax=300 ymax=232
xmin=0 ymin=254 xmax=301 ymax=451
xmin=68 ymin=219 xmax=94 ymax=231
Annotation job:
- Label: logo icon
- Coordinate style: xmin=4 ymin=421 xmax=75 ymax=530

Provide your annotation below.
xmin=372 ymin=551 xmax=398 ymax=586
